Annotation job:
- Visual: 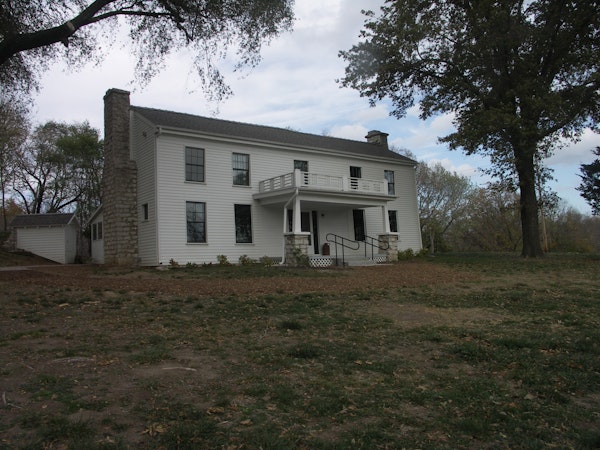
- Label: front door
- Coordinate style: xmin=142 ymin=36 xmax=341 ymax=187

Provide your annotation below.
xmin=311 ymin=211 xmax=319 ymax=254
xmin=353 ymin=209 xmax=365 ymax=241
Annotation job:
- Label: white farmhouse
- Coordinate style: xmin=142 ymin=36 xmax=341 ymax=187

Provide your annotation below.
xmin=92 ymin=89 xmax=422 ymax=266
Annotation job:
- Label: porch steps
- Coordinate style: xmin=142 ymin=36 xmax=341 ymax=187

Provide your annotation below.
xmin=343 ymin=255 xmax=378 ymax=267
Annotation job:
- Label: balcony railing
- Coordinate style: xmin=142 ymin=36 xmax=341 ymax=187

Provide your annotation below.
xmin=258 ymin=170 xmax=389 ymax=196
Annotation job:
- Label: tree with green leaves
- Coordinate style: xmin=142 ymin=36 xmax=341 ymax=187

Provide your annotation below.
xmin=340 ymin=0 xmax=599 ymax=257
xmin=0 ymin=0 xmax=294 ymax=99
xmin=577 ymin=147 xmax=600 ymax=215
xmin=12 ymin=121 xmax=103 ymax=216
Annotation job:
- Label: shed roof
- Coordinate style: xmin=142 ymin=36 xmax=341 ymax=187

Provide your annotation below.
xmin=10 ymin=213 xmax=77 ymax=228
xmin=131 ymin=106 xmax=416 ymax=164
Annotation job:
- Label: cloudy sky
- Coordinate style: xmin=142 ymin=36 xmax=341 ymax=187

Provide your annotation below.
xmin=32 ymin=0 xmax=599 ymax=214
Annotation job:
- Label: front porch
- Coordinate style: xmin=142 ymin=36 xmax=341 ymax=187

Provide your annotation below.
xmin=254 ymin=170 xmax=399 ymax=266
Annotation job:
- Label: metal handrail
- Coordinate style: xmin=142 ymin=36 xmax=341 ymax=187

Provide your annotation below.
xmin=364 ymin=235 xmax=389 ymax=260
xmin=326 ymin=233 xmax=359 ymax=266
xmin=326 ymin=233 xmax=389 ymax=266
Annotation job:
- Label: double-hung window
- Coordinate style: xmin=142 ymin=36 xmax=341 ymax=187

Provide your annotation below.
xmin=186 ymin=201 xmax=206 ymax=243
xmin=185 ymin=147 xmax=205 ymax=182
xmin=234 ymin=204 xmax=252 ymax=243
xmin=232 ymin=153 xmax=250 ymax=186
xmin=384 ymin=170 xmax=395 ymax=195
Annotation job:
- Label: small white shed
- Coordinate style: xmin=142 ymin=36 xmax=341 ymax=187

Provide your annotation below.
xmin=10 ymin=213 xmax=79 ymax=264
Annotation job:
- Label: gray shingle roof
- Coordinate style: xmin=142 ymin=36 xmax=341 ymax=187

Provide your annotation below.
xmin=10 ymin=213 xmax=77 ymax=228
xmin=131 ymin=106 xmax=415 ymax=164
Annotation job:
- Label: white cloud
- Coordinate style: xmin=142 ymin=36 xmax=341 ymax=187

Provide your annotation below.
xmin=329 ymin=124 xmax=369 ymax=140
xmin=426 ymin=157 xmax=479 ymax=178
xmin=350 ymin=103 xmax=390 ymax=123
xmin=29 ymin=0 xmax=593 ymax=213
xmin=547 ymin=129 xmax=600 ymax=167
xmin=430 ymin=113 xmax=456 ymax=134
xmin=405 ymin=104 xmax=421 ymax=118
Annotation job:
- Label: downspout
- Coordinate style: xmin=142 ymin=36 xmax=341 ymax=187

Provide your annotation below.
xmin=281 ymin=188 xmax=299 ymax=265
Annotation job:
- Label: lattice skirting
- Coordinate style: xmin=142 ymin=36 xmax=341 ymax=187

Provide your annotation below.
xmin=308 ymin=255 xmax=388 ymax=267
xmin=372 ymin=255 xmax=388 ymax=264
xmin=309 ymin=256 xmax=336 ymax=268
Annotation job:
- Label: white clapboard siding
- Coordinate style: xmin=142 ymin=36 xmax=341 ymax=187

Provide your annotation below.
xmin=132 ymin=114 xmax=159 ymax=265
xmin=16 ymin=226 xmax=76 ymax=264
xmin=132 ymin=112 xmax=422 ymax=265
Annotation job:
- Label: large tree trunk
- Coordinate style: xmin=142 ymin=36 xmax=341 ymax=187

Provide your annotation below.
xmin=514 ymin=144 xmax=544 ymax=258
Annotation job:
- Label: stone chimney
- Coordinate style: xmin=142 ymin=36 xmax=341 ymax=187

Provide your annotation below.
xmin=365 ymin=130 xmax=389 ymax=149
xmin=102 ymin=89 xmax=138 ymax=265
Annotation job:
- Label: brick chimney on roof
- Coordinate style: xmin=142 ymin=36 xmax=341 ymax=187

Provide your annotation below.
xmin=365 ymin=130 xmax=389 ymax=149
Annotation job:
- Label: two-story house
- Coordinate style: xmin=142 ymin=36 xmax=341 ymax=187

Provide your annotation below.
xmin=90 ymin=89 xmax=422 ymax=266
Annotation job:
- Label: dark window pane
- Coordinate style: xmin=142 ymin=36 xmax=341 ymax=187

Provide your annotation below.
xmin=233 ymin=153 xmax=249 ymax=185
xmin=388 ymin=210 xmax=398 ymax=233
xmin=385 ymin=170 xmax=395 ymax=195
xmin=185 ymin=148 xmax=205 ymax=182
xmin=235 ymin=204 xmax=252 ymax=243
xmin=294 ymin=160 xmax=308 ymax=172
xmin=186 ymin=201 xmax=206 ymax=243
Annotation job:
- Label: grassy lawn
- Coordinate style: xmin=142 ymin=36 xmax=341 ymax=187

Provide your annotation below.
xmin=0 ymin=253 xmax=599 ymax=449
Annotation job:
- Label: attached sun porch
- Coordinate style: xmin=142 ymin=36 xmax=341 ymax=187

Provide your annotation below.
xmin=253 ymin=169 xmax=400 ymax=266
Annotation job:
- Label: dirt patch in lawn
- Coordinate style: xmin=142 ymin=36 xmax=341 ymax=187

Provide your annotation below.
xmin=0 ymin=261 xmax=474 ymax=296
xmin=371 ymin=302 xmax=506 ymax=329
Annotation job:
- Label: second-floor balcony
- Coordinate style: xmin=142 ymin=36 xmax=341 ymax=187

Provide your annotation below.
xmin=256 ymin=170 xmax=393 ymax=202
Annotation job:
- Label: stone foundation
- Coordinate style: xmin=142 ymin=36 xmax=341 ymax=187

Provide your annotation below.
xmin=284 ymin=233 xmax=310 ymax=266
xmin=378 ymin=233 xmax=399 ymax=262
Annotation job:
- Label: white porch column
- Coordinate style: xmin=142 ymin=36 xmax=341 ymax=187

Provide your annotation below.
xmin=293 ymin=195 xmax=302 ymax=233
xmin=382 ymin=204 xmax=391 ymax=233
